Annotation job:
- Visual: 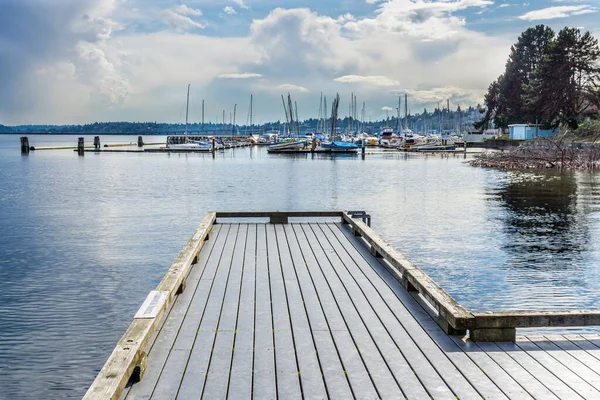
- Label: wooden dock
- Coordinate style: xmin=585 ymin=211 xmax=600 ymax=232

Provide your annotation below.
xmin=85 ymin=211 xmax=600 ymax=399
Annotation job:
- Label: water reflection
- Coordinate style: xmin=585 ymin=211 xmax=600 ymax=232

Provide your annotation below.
xmin=489 ymin=171 xmax=595 ymax=309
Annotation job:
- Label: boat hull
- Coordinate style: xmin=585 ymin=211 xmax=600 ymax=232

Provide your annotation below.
xmin=267 ymin=141 xmax=306 ymax=152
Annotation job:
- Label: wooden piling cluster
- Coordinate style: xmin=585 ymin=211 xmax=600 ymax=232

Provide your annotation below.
xmin=84 ymin=210 xmax=600 ymax=400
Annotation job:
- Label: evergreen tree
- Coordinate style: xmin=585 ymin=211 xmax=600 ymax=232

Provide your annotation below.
xmin=526 ymin=27 xmax=600 ymax=128
xmin=474 ymin=76 xmax=506 ymax=130
xmin=502 ymin=25 xmax=555 ymax=123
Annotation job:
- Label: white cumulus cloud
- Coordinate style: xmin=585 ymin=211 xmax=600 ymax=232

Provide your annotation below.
xmin=173 ymin=4 xmax=203 ymax=16
xmin=223 ymin=6 xmax=237 ymax=15
xmin=277 ymin=84 xmax=309 ymax=93
xmin=518 ymin=5 xmax=597 ymax=20
xmin=163 ymin=4 xmax=205 ymax=31
xmin=234 ymin=0 xmax=250 ymax=10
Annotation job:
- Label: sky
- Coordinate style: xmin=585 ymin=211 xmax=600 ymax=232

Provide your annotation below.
xmin=0 ymin=0 xmax=598 ymax=125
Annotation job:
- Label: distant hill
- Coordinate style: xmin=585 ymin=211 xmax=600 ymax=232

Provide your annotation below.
xmin=0 ymin=124 xmax=13 ymax=133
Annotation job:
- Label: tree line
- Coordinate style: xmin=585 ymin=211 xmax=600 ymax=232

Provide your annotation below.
xmin=476 ymin=25 xmax=600 ymax=131
xmin=1 ymin=106 xmax=481 ymax=135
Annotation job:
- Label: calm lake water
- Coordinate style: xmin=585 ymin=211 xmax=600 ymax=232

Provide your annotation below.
xmin=1 ymin=134 xmax=600 ymax=399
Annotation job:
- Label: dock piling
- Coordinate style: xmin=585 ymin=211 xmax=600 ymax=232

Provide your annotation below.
xmin=77 ymin=137 xmax=85 ymax=156
xmin=20 ymin=137 xmax=30 ymax=154
xmin=138 ymin=136 xmax=144 ymax=147
xmin=93 ymin=136 xmax=101 ymax=150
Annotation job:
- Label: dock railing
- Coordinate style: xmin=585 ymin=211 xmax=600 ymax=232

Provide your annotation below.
xmin=342 ymin=212 xmax=600 ymax=342
xmin=84 ymin=210 xmax=600 ymax=400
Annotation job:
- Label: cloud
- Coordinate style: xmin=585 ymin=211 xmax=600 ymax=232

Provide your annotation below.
xmin=218 ymin=73 xmax=263 ymax=79
xmin=518 ymin=5 xmax=598 ymax=20
xmin=173 ymin=4 xmax=202 ymax=16
xmin=277 ymin=84 xmax=309 ymax=93
xmin=223 ymin=6 xmax=237 ymax=15
xmin=344 ymin=0 xmax=494 ymax=40
xmin=334 ymin=75 xmax=399 ymax=86
xmin=234 ymin=0 xmax=250 ymax=10
xmin=381 ymin=106 xmax=394 ymax=111
xmin=0 ymin=2 xmax=513 ymax=124
xmin=163 ymin=6 xmax=206 ymax=31
xmin=0 ymin=0 xmax=131 ymax=123
xmin=403 ymin=86 xmax=485 ymax=107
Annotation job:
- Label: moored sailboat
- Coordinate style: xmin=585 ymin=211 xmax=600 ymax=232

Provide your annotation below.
xmin=167 ymin=84 xmax=211 ymax=151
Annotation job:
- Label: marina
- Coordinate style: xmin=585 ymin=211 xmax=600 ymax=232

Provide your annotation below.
xmin=85 ymin=211 xmax=600 ymax=399
xmin=19 ymin=134 xmax=475 ymax=155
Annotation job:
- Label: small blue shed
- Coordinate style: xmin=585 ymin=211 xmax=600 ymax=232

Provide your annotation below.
xmin=508 ymin=124 xmax=557 ymax=140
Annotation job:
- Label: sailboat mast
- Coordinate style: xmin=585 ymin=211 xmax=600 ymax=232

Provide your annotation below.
xmin=281 ymin=95 xmax=290 ymax=135
xmin=323 ymin=96 xmax=328 ymax=136
xmin=201 ymin=99 xmax=205 ymax=133
xmin=294 ymin=101 xmax=299 ymax=138
xmin=397 ymin=96 xmax=401 ymax=133
xmin=404 ymin=93 xmax=408 ymax=131
xmin=447 ymin=99 xmax=450 ymax=133
xmin=233 ymin=104 xmax=237 ymax=136
xmin=288 ymin=94 xmax=295 ymax=136
xmin=185 ymin=84 xmax=190 ymax=135
xmin=249 ymin=94 xmax=253 ymax=136
xmin=362 ymin=101 xmax=365 ymax=133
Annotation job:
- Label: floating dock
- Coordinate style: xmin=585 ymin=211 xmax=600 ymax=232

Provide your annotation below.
xmin=85 ymin=211 xmax=600 ymax=399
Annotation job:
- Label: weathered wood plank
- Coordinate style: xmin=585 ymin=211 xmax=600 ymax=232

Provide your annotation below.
xmin=475 ymin=341 xmax=559 ymax=400
xmin=322 ymin=223 xmax=460 ymax=399
xmin=266 ymin=224 xmax=302 ymax=399
xmin=495 ymin=340 xmax=584 ymax=399
xmin=521 ymin=336 xmax=600 ymax=397
xmin=125 ymin=224 xmax=223 ymax=399
xmin=285 ymin=224 xmax=353 ymax=399
xmin=580 ymin=334 xmax=600 ymax=351
xmin=276 ymin=224 xmax=328 ymax=399
xmin=253 ymin=224 xmax=277 ymax=400
xmin=228 ymin=224 xmax=256 ymax=399
xmin=175 ymin=224 xmax=240 ymax=398
xmin=156 ymin=212 xmax=217 ymax=300
xmin=147 ymin=224 xmax=231 ymax=400
xmin=216 ymin=211 xmax=343 ymax=219
xmin=302 ymin=224 xmax=405 ymax=399
xmin=448 ymin=336 xmax=533 ymax=399
xmin=471 ymin=311 xmax=600 ymax=329
xmin=202 ymin=224 xmax=248 ymax=399
xmin=84 ymin=212 xmax=216 ymax=400
xmin=292 ymin=224 xmax=377 ymax=399
xmin=563 ymin=334 xmax=600 ymax=363
xmin=312 ymin=223 xmax=430 ymax=399
xmin=333 ymin=222 xmax=485 ymax=399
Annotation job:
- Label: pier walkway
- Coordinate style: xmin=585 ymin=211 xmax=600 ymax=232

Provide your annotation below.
xmin=86 ymin=212 xmax=600 ymax=399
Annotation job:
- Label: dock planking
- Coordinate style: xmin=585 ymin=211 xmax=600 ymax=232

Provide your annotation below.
xmin=81 ymin=212 xmax=600 ymax=400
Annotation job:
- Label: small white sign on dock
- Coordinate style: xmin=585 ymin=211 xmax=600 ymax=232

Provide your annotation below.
xmin=134 ymin=291 xmax=169 ymax=319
